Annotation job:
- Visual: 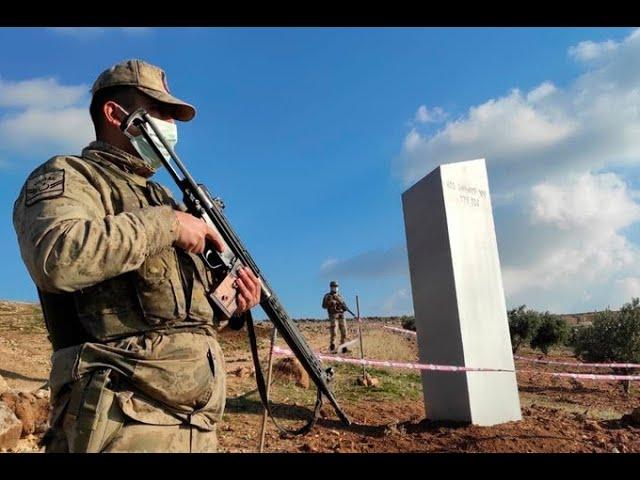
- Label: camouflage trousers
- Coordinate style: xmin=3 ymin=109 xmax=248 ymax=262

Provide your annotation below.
xmin=46 ymin=389 xmax=218 ymax=453
xmin=329 ymin=314 xmax=347 ymax=347
xmin=44 ymin=331 xmax=226 ymax=453
xmin=44 ymin=372 xmax=221 ymax=453
xmin=45 ymin=417 xmax=218 ymax=453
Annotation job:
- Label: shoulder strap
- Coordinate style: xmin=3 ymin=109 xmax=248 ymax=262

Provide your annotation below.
xmin=245 ymin=311 xmax=322 ymax=436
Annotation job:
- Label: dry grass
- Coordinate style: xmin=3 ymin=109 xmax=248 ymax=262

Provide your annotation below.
xmin=357 ymin=326 xmax=418 ymax=363
xmin=519 ymin=394 xmax=624 ymax=421
xmin=0 ymin=301 xmax=45 ymax=333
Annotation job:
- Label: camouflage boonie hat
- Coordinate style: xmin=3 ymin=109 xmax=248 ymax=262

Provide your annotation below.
xmin=91 ymin=59 xmax=196 ymax=121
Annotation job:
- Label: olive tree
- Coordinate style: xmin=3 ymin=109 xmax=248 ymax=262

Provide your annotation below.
xmin=573 ymin=298 xmax=640 ymax=393
xmin=507 ymin=305 xmax=540 ymax=354
xmin=529 ymin=312 xmax=569 ymax=355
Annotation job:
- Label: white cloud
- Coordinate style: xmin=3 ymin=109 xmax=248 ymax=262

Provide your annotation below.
xmin=397 ymin=29 xmax=640 ymax=192
xmin=568 ymin=39 xmax=619 ymax=62
xmin=0 ymin=77 xmax=87 ymax=109
xmin=0 ymin=107 xmax=93 ymax=154
xmin=0 ymin=76 xmax=93 ymax=159
xmin=415 ymin=105 xmax=447 ymax=123
xmin=526 ymin=81 xmax=557 ymax=103
xmin=399 ymin=87 xmax=578 ymax=188
xmin=320 ymin=258 xmax=338 ymax=272
xmin=503 ymin=171 xmax=640 ymax=311
xmin=615 ymin=277 xmax=640 ymax=301
xmin=395 ymin=28 xmax=640 ymax=313
xmin=379 ymin=289 xmax=413 ymax=316
xmin=531 ymin=172 xmax=640 ymax=230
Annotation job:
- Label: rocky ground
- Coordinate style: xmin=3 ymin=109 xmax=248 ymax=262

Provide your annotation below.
xmin=1 ymin=301 xmax=639 ymax=453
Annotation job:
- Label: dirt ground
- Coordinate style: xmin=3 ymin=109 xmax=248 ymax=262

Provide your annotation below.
xmin=1 ymin=301 xmax=639 ymax=453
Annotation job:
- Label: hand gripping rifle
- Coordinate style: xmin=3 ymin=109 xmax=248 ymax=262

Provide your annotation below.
xmin=341 ymin=302 xmax=356 ymax=318
xmin=334 ymin=297 xmax=356 ymax=317
xmin=121 ymin=109 xmax=352 ymax=435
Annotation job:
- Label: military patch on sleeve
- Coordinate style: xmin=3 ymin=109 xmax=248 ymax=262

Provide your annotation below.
xmin=25 ymin=170 xmax=65 ymax=207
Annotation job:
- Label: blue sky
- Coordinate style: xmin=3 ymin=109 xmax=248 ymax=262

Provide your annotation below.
xmin=1 ymin=27 xmax=639 ymax=318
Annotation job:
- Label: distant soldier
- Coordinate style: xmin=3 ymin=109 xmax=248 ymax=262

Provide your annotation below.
xmin=322 ymin=281 xmax=350 ymax=353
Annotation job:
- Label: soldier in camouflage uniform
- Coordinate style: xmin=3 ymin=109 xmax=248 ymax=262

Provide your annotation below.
xmin=321 ymin=281 xmax=349 ymax=353
xmin=12 ymin=59 xmax=262 ymax=453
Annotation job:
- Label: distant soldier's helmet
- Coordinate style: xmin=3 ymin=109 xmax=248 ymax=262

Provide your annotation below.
xmin=330 ymin=281 xmax=339 ymax=287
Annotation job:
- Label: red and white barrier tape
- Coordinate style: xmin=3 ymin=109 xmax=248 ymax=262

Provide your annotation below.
xmin=272 ymin=347 xmax=640 ymax=381
xmin=383 ymin=325 xmax=640 ymax=370
xmin=519 ymin=370 xmax=640 ymax=381
xmin=273 ymin=346 xmax=513 ymax=373
xmin=383 ymin=325 xmax=417 ymax=336
xmin=513 ymin=356 xmax=640 ymax=369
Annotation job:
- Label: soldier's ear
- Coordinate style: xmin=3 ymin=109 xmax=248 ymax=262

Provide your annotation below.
xmin=103 ymin=101 xmax=128 ymax=129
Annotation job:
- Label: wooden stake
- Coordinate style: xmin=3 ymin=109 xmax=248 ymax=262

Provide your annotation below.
xmin=258 ymin=325 xmax=278 ymax=453
xmin=356 ymin=295 xmax=366 ymax=379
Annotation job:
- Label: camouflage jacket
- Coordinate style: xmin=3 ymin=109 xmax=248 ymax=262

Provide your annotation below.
xmin=322 ymin=292 xmax=347 ymax=315
xmin=12 ymin=141 xmax=224 ymax=430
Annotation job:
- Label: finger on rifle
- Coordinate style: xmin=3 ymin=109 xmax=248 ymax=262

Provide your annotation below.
xmin=235 ymin=276 xmax=252 ymax=301
xmin=238 ymin=268 xmax=259 ymax=295
xmin=237 ymin=276 xmax=258 ymax=308
xmin=236 ymin=295 xmax=247 ymax=315
xmin=205 ymin=226 xmax=225 ymax=253
xmin=193 ymin=236 xmax=205 ymax=254
xmin=243 ymin=267 xmax=260 ymax=286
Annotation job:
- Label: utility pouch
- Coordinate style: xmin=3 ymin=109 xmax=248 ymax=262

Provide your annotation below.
xmin=63 ymin=369 xmax=125 ymax=453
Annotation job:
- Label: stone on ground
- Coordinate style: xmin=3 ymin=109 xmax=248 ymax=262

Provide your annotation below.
xmin=272 ymin=357 xmax=310 ymax=389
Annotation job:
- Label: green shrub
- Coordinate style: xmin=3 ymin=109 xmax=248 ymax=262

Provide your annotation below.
xmin=529 ymin=312 xmax=569 ymax=355
xmin=401 ymin=316 xmax=416 ymax=331
xmin=508 ymin=305 xmax=541 ymax=353
xmin=572 ymin=298 xmax=640 ymax=393
xmin=566 ymin=325 xmax=583 ymax=348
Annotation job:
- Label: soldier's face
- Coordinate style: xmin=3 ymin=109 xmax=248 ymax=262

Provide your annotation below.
xmin=111 ymin=95 xmax=177 ymax=139
xmin=132 ymin=95 xmax=177 ymax=124
xmin=112 ymin=93 xmax=176 ymax=124
xmin=145 ymin=102 xmax=176 ymax=124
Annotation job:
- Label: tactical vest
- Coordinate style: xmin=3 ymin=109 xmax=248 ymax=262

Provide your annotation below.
xmin=39 ymin=155 xmax=217 ymax=350
xmin=323 ymin=292 xmax=345 ymax=315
